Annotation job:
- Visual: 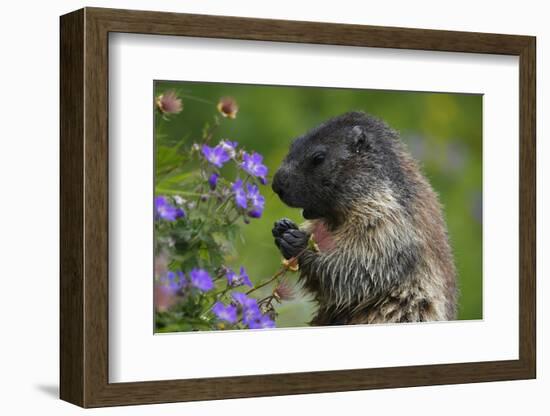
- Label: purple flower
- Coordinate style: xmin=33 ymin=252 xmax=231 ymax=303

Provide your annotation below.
xmin=219 ymin=140 xmax=238 ymax=158
xmin=159 ymin=271 xmax=186 ymax=292
xmin=241 ymin=152 xmax=268 ymax=181
xmin=212 ymin=302 xmax=238 ymax=323
xmin=231 ymin=179 xmax=247 ymax=209
xmin=231 ymin=180 xmax=266 ymax=218
xmin=248 ymin=314 xmax=276 ymax=329
xmin=208 ymin=173 xmax=219 ymax=190
xmin=226 ymin=266 xmax=252 ymax=287
xmin=202 ymin=144 xmax=231 ymax=168
xmin=246 ymin=184 xmax=265 ymax=218
xmin=155 ymin=196 xmax=185 ymax=221
xmin=232 ymin=292 xmax=258 ymax=309
xmin=189 ymin=268 xmax=214 ymax=292
xmin=232 ymin=292 xmax=263 ymax=327
xmin=242 ymin=303 xmax=262 ymax=327
xmin=231 ymin=292 xmax=276 ymax=329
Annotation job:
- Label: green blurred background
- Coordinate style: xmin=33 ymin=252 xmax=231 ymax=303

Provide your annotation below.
xmin=155 ymin=80 xmax=483 ymax=326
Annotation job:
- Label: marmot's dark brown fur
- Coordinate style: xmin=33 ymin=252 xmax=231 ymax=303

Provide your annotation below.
xmin=272 ymin=111 xmax=457 ymax=325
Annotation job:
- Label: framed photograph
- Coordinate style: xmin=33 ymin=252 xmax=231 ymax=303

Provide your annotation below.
xmin=60 ymin=7 xmax=536 ymax=408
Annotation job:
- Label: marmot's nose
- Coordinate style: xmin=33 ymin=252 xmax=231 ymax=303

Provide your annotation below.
xmin=272 ymin=169 xmax=289 ymax=197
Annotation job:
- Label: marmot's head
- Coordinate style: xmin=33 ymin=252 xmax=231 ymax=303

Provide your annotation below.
xmin=272 ymin=111 xmax=413 ymax=226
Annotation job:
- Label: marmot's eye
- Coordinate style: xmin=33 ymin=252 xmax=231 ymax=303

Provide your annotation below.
xmin=311 ymin=152 xmax=326 ymax=166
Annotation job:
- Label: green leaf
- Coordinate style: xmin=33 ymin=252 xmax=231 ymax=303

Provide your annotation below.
xmin=156 ymin=145 xmax=187 ymax=177
xmin=156 ymin=170 xmax=197 ymax=191
xmin=199 ymin=244 xmax=211 ymax=262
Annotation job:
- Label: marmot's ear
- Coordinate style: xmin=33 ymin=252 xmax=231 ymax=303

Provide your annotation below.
xmin=351 ymin=125 xmax=370 ymax=153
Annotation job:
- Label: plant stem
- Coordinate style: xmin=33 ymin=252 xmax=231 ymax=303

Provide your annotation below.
xmin=215 ymin=193 xmax=233 ymax=213
xmin=226 ymin=212 xmax=244 ymax=225
xmin=246 ymin=268 xmax=286 ymax=296
xmin=204 ymin=114 xmax=221 ymax=144
xmin=155 ymin=188 xmax=202 ymax=197
xmin=258 ymin=295 xmax=275 ymax=305
xmin=246 ymin=247 xmax=308 ymax=296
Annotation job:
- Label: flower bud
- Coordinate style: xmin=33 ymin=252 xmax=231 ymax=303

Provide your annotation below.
xmin=273 ymin=280 xmax=295 ymax=301
xmin=217 ymin=96 xmax=239 ymax=119
xmin=156 ymin=90 xmax=183 ymax=115
xmin=208 ymin=173 xmax=219 ymax=190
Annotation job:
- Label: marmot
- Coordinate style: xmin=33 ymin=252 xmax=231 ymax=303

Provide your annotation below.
xmin=271 ymin=111 xmax=457 ymax=325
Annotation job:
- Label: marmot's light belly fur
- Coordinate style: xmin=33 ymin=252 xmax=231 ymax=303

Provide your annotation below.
xmin=272 ymin=111 xmax=457 ymax=325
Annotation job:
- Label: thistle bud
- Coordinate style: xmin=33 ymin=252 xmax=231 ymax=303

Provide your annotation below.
xmin=156 ymin=90 xmax=183 ymax=115
xmin=273 ymin=280 xmax=295 ymax=302
xmin=217 ymin=96 xmax=239 ymax=119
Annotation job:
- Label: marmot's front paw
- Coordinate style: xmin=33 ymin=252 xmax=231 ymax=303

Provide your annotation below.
xmin=274 ymin=228 xmax=308 ymax=260
xmin=272 ymin=218 xmax=299 ymax=238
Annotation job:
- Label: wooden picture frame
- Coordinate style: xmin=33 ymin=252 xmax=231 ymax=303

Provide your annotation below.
xmin=60 ymin=7 xmax=536 ymax=408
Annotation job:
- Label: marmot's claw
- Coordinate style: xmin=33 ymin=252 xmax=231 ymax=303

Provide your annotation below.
xmin=276 ymin=239 xmax=296 ymax=260
xmin=272 ymin=218 xmax=298 ymax=238
xmin=282 ymin=230 xmax=305 ymax=244
xmin=274 ymin=229 xmax=308 ymax=259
